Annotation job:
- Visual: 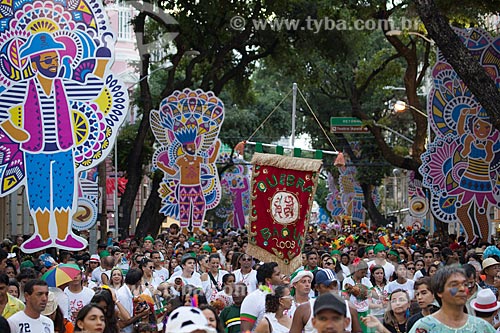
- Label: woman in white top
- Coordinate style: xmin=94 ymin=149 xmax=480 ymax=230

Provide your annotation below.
xmin=255 ymin=285 xmax=293 ymax=333
xmin=369 ymin=265 xmax=388 ymax=320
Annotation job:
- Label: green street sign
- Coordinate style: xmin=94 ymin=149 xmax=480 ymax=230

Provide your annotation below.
xmin=330 ymin=117 xmax=363 ymax=126
xmin=330 ymin=117 xmax=368 ymax=133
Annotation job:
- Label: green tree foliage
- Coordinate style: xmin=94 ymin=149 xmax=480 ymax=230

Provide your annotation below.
xmin=120 ymin=0 xmax=291 ymax=238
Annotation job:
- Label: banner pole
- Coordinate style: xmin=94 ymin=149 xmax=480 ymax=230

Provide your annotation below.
xmin=290 ymin=83 xmax=297 ymax=149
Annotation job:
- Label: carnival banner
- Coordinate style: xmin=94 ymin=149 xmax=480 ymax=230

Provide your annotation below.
xmin=151 ymin=89 xmax=224 ymax=234
xmin=247 ymin=153 xmax=322 ymax=274
xmin=420 ymin=28 xmax=500 ymax=243
xmin=0 ymin=0 xmax=129 ymax=252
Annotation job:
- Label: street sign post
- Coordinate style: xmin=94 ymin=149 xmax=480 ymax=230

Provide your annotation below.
xmin=330 ymin=117 xmax=369 ymax=133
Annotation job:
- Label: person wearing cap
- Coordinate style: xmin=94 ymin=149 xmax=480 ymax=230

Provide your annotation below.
xmin=240 ymin=262 xmax=283 ymax=332
xmin=480 ymin=258 xmax=500 ymax=296
xmin=291 ymin=269 xmax=361 ymax=333
xmin=143 ymin=236 xmax=155 ymax=251
xmin=89 ymin=254 xmax=102 ymax=284
xmin=470 ymin=288 xmax=500 ymax=328
xmin=63 ymin=268 xmax=95 ymax=323
xmin=366 ymin=246 xmax=375 ymax=260
xmin=0 ymin=273 xmax=24 ymax=319
xmin=343 ymin=259 xmax=372 ymax=307
xmin=3 ymin=31 xmax=110 ymax=252
xmin=42 ymin=291 xmax=74 ymax=333
xmin=367 ymin=243 xmax=394 ymax=281
xmin=288 ymin=270 xmax=313 ymax=318
xmin=311 ymin=292 xmax=350 ymax=333
xmin=167 ymin=252 xmax=205 ymax=290
xmin=408 ymin=265 xmax=495 ymax=333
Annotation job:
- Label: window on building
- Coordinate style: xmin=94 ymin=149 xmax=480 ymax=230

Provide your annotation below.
xmin=118 ymin=7 xmax=133 ymax=40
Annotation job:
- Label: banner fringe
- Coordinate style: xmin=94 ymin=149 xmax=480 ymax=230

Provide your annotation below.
xmin=251 ymin=153 xmax=322 ymax=172
xmin=246 ymin=243 xmax=304 ymax=275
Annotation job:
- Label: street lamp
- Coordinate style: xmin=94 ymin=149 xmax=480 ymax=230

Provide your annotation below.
xmin=393 ymin=100 xmax=431 ymax=146
xmin=394 ymin=100 xmax=427 ymax=118
xmin=385 ymin=30 xmax=434 ymax=44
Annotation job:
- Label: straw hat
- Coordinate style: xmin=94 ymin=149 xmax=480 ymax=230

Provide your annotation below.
xmin=482 ymin=258 xmax=500 ymax=272
xmin=41 ymin=291 xmax=58 ymax=316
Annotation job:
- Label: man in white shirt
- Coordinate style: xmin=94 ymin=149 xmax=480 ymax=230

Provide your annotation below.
xmin=288 ymin=270 xmax=313 ymax=318
xmin=151 ymin=250 xmax=170 ymax=282
xmin=116 ymin=268 xmax=150 ymax=333
xmin=168 ymin=253 xmax=207 ymax=290
xmin=240 ymin=262 xmax=283 ymax=332
xmin=64 ymin=270 xmax=95 ymax=323
xmin=385 ymin=263 xmax=415 ymax=299
xmin=367 ymin=243 xmax=394 ymax=281
xmin=8 ymin=279 xmax=54 ymax=333
xmin=205 ymin=254 xmax=228 ymax=301
xmin=233 ymin=254 xmax=258 ymax=293
xmin=217 ymin=238 xmax=231 ymax=267
xmin=90 ymin=254 xmax=105 ymax=285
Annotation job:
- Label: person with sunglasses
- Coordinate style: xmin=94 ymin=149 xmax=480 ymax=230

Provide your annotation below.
xmin=320 ymin=255 xmax=335 ymax=270
xmin=254 ymin=286 xmax=293 ymax=333
xmin=233 ymin=254 xmax=257 ymax=293
xmin=405 ymin=262 xmax=416 ymax=280
xmin=139 ymin=258 xmax=162 ymax=295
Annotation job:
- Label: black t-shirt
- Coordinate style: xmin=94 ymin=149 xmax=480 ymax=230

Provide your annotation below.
xmin=406 ymin=312 xmax=424 ymax=332
xmin=383 ymin=320 xmax=407 ymax=333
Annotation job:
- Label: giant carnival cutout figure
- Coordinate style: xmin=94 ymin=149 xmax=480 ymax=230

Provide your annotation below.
xmin=0 ymin=0 xmax=128 ymax=252
xmin=420 ymin=28 xmax=500 ymax=243
xmin=220 ymin=160 xmax=251 ymax=229
xmin=151 ymin=89 xmax=224 ymax=234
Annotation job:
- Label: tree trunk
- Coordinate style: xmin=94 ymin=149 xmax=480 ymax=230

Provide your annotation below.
xmin=415 ymin=0 xmax=500 ymax=130
xmin=361 ymin=183 xmax=387 ymax=227
xmin=135 ymin=171 xmax=164 ymax=238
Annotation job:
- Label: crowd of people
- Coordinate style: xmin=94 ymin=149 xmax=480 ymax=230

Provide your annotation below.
xmin=0 ymin=223 xmax=499 ymax=333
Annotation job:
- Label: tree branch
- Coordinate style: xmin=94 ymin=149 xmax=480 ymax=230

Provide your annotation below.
xmin=415 ymin=0 xmax=500 ymax=130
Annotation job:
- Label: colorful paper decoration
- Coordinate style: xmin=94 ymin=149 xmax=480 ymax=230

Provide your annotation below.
xmin=220 ymin=160 xmax=251 ymax=229
xmin=0 ymin=0 xmax=128 ymax=252
xmin=420 ymin=28 xmax=500 ymax=243
xmin=151 ymin=89 xmax=224 ymax=233
xmin=247 ymin=153 xmax=322 ymax=274
xmin=72 ymin=171 xmax=99 ymax=231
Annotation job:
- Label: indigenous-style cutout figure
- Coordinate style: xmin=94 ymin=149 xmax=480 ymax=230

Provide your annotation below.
xmin=220 ymin=161 xmax=251 ymax=229
xmin=151 ymin=89 xmax=224 ymax=234
xmin=0 ymin=0 xmax=128 ymax=252
xmin=420 ymin=28 xmax=500 ymax=243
